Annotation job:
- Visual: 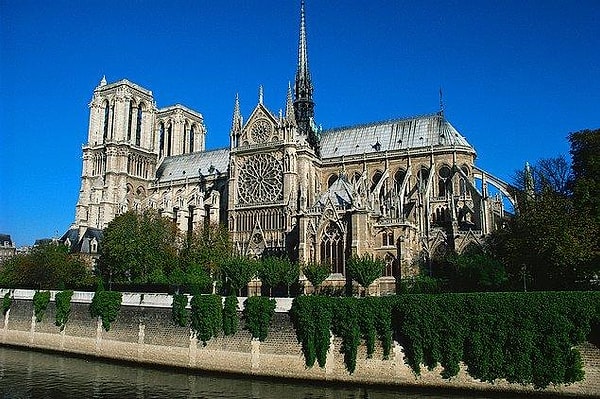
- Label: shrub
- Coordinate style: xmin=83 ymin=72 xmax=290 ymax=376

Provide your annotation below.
xmin=331 ymin=298 xmax=361 ymax=373
xmin=90 ymin=290 xmax=122 ymax=331
xmin=2 ymin=292 xmax=11 ymax=315
xmin=33 ymin=290 xmax=51 ymax=322
xmin=243 ymin=296 xmax=276 ymax=341
xmin=223 ymin=295 xmax=239 ymax=336
xmin=171 ymin=293 xmax=189 ymax=327
xmin=289 ymin=292 xmax=600 ymax=386
xmin=190 ymin=294 xmax=222 ymax=345
xmin=54 ymin=290 xmax=73 ymax=331
xmin=391 ymin=291 xmax=600 ymax=388
xmin=290 ymin=296 xmax=333 ymax=368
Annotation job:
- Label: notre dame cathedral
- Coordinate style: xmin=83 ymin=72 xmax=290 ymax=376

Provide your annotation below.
xmin=67 ymin=1 xmax=512 ymax=287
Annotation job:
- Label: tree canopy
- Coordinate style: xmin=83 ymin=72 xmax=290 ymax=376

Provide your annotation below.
xmin=0 ymin=242 xmax=92 ymax=289
xmin=98 ymin=210 xmax=179 ymax=285
xmin=488 ymin=128 xmax=600 ymax=290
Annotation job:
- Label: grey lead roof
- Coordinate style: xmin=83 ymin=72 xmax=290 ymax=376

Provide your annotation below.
xmin=155 ymin=115 xmax=473 ymax=183
xmin=156 ymin=148 xmax=230 ymax=183
xmin=320 ymin=114 xmax=474 ymax=159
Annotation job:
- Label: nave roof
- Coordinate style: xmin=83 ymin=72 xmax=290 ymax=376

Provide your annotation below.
xmin=320 ymin=113 xmax=474 ymax=160
xmin=155 ymin=148 xmax=230 ymax=184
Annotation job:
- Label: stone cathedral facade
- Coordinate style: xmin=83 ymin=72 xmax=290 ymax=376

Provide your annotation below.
xmin=68 ymin=2 xmax=511 ymax=287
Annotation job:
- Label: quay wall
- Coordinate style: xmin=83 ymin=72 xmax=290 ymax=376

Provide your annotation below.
xmin=1 ymin=289 xmax=599 ymax=397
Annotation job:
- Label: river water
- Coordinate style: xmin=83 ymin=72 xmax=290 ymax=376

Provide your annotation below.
xmin=0 ymin=346 xmax=506 ymax=399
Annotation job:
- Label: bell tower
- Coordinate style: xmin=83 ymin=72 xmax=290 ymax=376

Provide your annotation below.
xmin=74 ymin=77 xmax=158 ymax=230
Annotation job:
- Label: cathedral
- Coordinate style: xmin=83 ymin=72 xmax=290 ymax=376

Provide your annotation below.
xmin=67 ymin=2 xmax=512 ymax=287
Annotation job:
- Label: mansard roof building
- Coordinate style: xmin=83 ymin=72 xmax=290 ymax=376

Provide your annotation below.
xmin=70 ymin=2 xmax=511 ymax=287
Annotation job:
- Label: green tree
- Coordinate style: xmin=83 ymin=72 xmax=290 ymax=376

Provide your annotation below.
xmin=99 ymin=210 xmax=179 ymax=285
xmin=280 ymin=259 xmax=300 ymax=297
xmin=0 ymin=243 xmax=91 ymax=289
xmin=179 ymin=223 xmax=232 ymax=293
xmin=346 ymin=254 xmax=385 ymax=296
xmin=258 ymin=256 xmax=299 ymax=297
xmin=220 ymin=256 xmax=258 ymax=296
xmin=446 ymin=251 xmax=508 ymax=292
xmin=570 ymin=128 xmax=600 ymax=219
xmin=302 ymin=262 xmax=330 ymax=294
xmin=258 ymin=256 xmax=283 ymax=297
xmin=489 ymin=158 xmax=597 ymax=290
xmin=569 ymin=128 xmax=600 ymax=283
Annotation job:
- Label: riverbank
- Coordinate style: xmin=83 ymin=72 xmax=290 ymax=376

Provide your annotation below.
xmin=1 ymin=289 xmax=599 ymax=397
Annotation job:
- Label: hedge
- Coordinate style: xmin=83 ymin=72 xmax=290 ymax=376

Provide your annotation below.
xmin=289 ymin=291 xmax=600 ymax=388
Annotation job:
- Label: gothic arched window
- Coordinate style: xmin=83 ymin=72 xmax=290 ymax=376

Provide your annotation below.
xmin=460 ymin=165 xmax=470 ymax=196
xmin=135 ymin=103 xmax=143 ymax=146
xmin=159 ymin=122 xmax=165 ymax=158
xmin=103 ymin=101 xmax=110 ymax=141
xmin=371 ymin=170 xmax=383 ymax=192
xmin=438 ymin=164 xmax=452 ymax=197
xmin=127 ymin=100 xmax=134 ymax=142
xmin=418 ymin=166 xmax=429 ymax=192
xmin=383 ymin=253 xmax=396 ymax=277
xmin=167 ymin=123 xmax=172 ymax=156
xmin=382 ymin=231 xmax=394 ymax=247
xmin=190 ymin=125 xmax=195 ymax=153
xmin=320 ymin=222 xmax=344 ymax=275
xmin=182 ymin=122 xmax=188 ymax=155
xmin=327 ymin=174 xmax=338 ymax=188
xmin=394 ymin=168 xmax=406 ymax=193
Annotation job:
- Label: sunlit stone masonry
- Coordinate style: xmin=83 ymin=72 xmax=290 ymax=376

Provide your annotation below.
xmin=65 ymin=1 xmax=513 ymax=291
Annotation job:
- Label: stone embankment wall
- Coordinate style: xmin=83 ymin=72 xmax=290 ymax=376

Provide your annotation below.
xmin=1 ymin=289 xmax=599 ymax=397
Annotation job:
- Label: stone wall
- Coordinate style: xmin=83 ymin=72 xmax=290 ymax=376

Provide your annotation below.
xmin=1 ymin=290 xmax=599 ymax=397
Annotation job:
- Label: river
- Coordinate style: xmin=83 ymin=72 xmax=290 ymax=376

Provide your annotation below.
xmin=0 ymin=346 xmax=509 ymax=399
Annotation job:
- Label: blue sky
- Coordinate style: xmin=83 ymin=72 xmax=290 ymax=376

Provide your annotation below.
xmin=1 ymin=0 xmax=599 ymax=246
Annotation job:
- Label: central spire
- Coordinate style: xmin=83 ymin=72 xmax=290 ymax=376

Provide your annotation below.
xmin=294 ymin=0 xmax=319 ymax=153
xmin=296 ymin=0 xmax=311 ymax=95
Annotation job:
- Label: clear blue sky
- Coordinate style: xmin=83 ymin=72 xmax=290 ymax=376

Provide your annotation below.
xmin=1 ymin=0 xmax=599 ymax=246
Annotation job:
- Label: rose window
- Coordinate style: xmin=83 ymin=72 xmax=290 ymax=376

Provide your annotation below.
xmin=238 ymin=153 xmax=283 ymax=204
xmin=250 ymin=119 xmax=272 ymax=143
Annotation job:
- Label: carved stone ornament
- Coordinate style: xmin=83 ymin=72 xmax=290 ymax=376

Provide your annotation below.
xmin=238 ymin=153 xmax=283 ymax=204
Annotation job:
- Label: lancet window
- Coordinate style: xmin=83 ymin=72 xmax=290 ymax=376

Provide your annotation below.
xmin=383 ymin=253 xmax=396 ymax=277
xmin=394 ymin=169 xmax=406 ymax=193
xmin=127 ymin=100 xmax=134 ymax=141
xmin=159 ymin=123 xmax=165 ymax=158
xmin=190 ymin=126 xmax=195 ymax=152
xmin=103 ymin=101 xmax=110 ymax=141
xmin=135 ymin=104 xmax=143 ymax=146
xmin=182 ymin=123 xmax=188 ymax=154
xmin=371 ymin=170 xmax=383 ymax=192
xmin=320 ymin=222 xmax=344 ymax=275
xmin=438 ymin=165 xmax=452 ymax=197
xmin=417 ymin=166 xmax=429 ymax=192
xmin=167 ymin=124 xmax=172 ymax=156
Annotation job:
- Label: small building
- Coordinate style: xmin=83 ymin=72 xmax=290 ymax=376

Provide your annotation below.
xmin=60 ymin=227 xmax=103 ymax=270
xmin=0 ymin=234 xmax=16 ymax=264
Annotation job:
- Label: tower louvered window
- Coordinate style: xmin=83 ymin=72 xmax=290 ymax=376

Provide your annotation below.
xmin=135 ymin=105 xmax=142 ymax=146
